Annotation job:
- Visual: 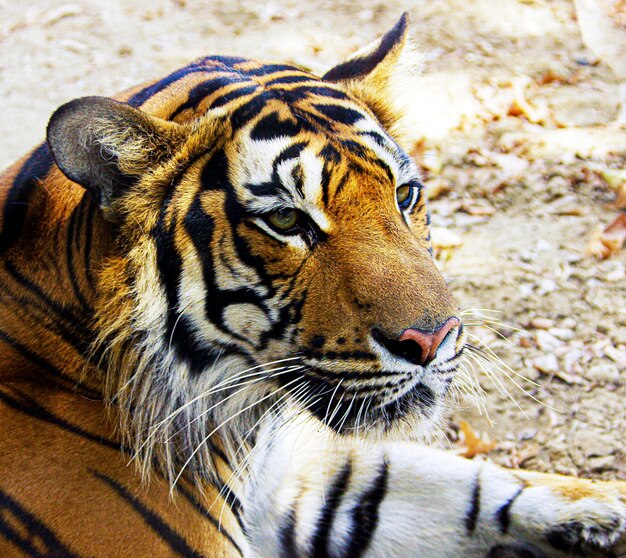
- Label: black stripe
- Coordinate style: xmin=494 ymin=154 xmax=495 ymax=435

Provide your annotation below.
xmin=244 ymin=142 xmax=307 ymax=197
xmin=359 ymin=130 xmax=390 ymax=149
xmin=210 ymin=85 xmax=259 ymax=108
xmin=0 ymin=488 xmax=84 ymax=558
xmin=4 ymin=260 xmax=82 ymax=329
xmin=65 ymin=196 xmax=91 ymax=311
xmin=209 ymin=475 xmax=245 ymax=532
xmin=265 ymin=74 xmax=317 ymax=86
xmin=127 ymin=64 xmax=211 ymax=107
xmin=92 ymin=472 xmax=210 ymax=558
xmin=285 ymin=86 xmax=348 ymax=101
xmin=250 ymin=111 xmax=301 ymax=141
xmin=314 ymin=104 xmax=366 ymax=125
xmin=0 ymin=330 xmax=99 ymax=399
xmin=346 ymin=460 xmax=389 ymax=557
xmin=306 ymin=367 xmax=403 ymax=381
xmin=310 ymin=461 xmax=352 ymax=558
xmin=0 ymin=143 xmax=54 ymax=254
xmin=170 ymin=76 xmax=252 ymax=119
xmin=319 ymin=144 xmax=341 ymax=207
xmin=331 ymin=171 xmax=350 ymax=204
xmin=172 ymin=484 xmax=243 ymax=555
xmin=303 ymin=349 xmax=377 ymax=362
xmin=3 ymin=260 xmax=89 ymax=355
xmin=0 ymin=385 xmax=121 ymax=451
xmin=230 ymin=94 xmax=272 ymax=131
xmin=465 ymin=470 xmax=482 ymax=533
xmin=279 ymin=506 xmax=299 ymax=558
xmin=272 ymin=142 xmax=307 ymax=176
xmin=243 ymin=64 xmax=302 ymax=76
xmin=82 ymin=193 xmax=97 ymax=287
xmin=200 ymin=148 xmax=231 ymax=191
xmin=496 ymin=486 xmax=524 ymax=534
xmin=184 ymin=194 xmax=265 ymax=347
xmin=152 ymin=171 xmax=228 ymax=375
xmin=487 ymin=543 xmax=547 ymax=558
xmin=323 ymin=13 xmax=408 ymax=82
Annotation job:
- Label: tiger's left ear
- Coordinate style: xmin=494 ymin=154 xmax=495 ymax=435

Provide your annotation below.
xmin=323 ymin=13 xmax=421 ymax=146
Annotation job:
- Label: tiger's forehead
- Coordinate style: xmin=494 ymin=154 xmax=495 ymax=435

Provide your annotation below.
xmin=133 ymin=55 xmax=417 ymax=214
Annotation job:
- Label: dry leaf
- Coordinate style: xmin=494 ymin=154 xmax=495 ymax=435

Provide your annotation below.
xmin=507 ymin=77 xmax=549 ymax=124
xmin=586 ymin=213 xmax=626 ymax=259
xmin=458 ymin=420 xmax=497 ymax=458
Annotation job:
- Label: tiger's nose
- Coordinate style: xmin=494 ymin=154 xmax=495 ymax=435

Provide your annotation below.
xmin=373 ymin=317 xmax=460 ymax=366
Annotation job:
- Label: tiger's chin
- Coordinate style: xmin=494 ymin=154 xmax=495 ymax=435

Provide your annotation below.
xmin=285 ymin=371 xmax=452 ymax=444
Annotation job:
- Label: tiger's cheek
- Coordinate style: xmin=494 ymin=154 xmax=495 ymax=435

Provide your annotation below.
xmin=240 ymin=225 xmax=309 ymax=278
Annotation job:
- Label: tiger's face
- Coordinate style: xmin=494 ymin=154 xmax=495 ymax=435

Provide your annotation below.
xmin=47 ymin=15 xmax=464 ymax=459
xmin=217 ymin=105 xmax=463 ymax=435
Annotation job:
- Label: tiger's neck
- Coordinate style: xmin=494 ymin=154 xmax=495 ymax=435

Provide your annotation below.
xmin=0 ymin=147 xmax=113 ymax=394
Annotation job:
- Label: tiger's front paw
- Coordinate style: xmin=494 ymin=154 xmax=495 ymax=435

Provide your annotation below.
xmin=511 ymin=474 xmax=626 ymax=555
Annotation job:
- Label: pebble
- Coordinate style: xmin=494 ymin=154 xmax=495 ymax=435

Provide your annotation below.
xmin=604 ymin=346 xmax=626 ymax=368
xmin=586 ymin=362 xmax=620 ymax=383
xmin=548 ymin=327 xmax=575 ymax=341
xmin=559 ymin=317 xmax=577 ymax=329
xmin=599 ymin=260 xmax=625 ymax=282
xmin=529 ymin=317 xmax=554 ymax=329
xmin=518 ymin=428 xmax=538 ymax=441
xmin=588 ymin=455 xmax=616 ymax=472
xmin=536 ymin=278 xmax=558 ymax=296
xmin=533 ymin=354 xmax=559 ymax=373
xmin=562 ymin=348 xmax=583 ymax=373
xmin=572 ymin=429 xmax=614 ymax=458
xmin=534 ymin=330 xmax=562 ymax=351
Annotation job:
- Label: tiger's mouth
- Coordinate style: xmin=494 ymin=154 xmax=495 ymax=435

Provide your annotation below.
xmin=276 ymin=365 xmax=452 ymax=435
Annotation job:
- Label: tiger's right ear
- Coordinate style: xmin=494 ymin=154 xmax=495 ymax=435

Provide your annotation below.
xmin=47 ymin=96 xmax=186 ymax=209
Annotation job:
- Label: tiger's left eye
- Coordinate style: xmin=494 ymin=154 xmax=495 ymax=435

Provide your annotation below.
xmin=396 ymin=185 xmax=412 ymax=208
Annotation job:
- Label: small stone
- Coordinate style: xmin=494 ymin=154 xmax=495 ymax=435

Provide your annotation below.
xmin=586 ymin=362 xmax=620 ymax=383
xmin=572 ymin=429 xmax=614 ymax=458
xmin=601 ymin=260 xmax=625 ymax=282
xmin=548 ymin=327 xmax=576 ymax=341
xmin=559 ymin=317 xmax=577 ymax=329
xmin=530 ymin=317 xmax=554 ymax=329
xmin=536 ymin=278 xmax=558 ymax=296
xmin=533 ymin=354 xmax=559 ymax=373
xmin=519 ymin=336 xmax=534 ymax=348
xmin=588 ymin=455 xmax=616 ymax=472
xmin=519 ymin=428 xmax=538 ymax=441
xmin=535 ymin=239 xmax=552 ymax=252
xmin=562 ymin=348 xmax=583 ymax=373
xmin=612 ymin=328 xmax=626 ymax=345
xmin=604 ymin=346 xmax=626 ymax=368
xmin=534 ymin=330 xmax=563 ymax=351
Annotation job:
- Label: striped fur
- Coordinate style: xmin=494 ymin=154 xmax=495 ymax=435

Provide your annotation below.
xmin=1 ymin=13 xmax=625 ymax=557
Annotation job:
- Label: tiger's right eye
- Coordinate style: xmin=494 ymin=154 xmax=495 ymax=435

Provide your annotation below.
xmin=265 ymin=208 xmax=299 ymax=233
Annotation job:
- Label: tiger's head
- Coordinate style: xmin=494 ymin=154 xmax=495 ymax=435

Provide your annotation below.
xmin=46 ymin=14 xmax=464 ymax=478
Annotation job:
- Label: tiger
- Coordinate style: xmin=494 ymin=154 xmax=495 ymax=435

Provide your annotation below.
xmin=0 ymin=12 xmax=624 ymax=558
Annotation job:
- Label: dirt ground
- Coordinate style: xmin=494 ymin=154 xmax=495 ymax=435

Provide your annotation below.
xmin=1 ymin=0 xmax=624 ymax=480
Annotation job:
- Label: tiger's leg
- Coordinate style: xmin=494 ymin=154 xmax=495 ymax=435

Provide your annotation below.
xmin=243 ymin=420 xmax=626 ymax=558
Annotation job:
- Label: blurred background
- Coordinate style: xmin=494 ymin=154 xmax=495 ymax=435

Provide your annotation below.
xmin=1 ymin=0 xmax=624 ymax=478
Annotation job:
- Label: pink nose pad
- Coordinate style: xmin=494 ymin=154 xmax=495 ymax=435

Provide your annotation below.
xmin=398 ymin=317 xmax=460 ymax=366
